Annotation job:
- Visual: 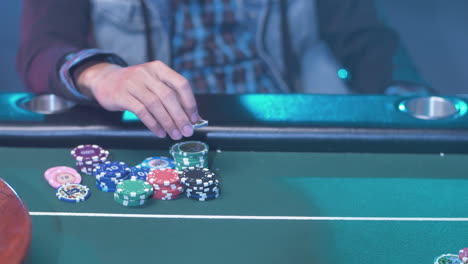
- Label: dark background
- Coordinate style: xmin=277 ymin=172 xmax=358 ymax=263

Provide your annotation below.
xmin=1 ymin=1 xmax=467 ymax=94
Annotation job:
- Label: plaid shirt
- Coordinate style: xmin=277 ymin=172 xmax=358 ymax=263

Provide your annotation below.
xmin=171 ymin=0 xmax=280 ymax=94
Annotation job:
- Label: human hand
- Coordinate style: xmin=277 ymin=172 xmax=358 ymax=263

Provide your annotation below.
xmin=76 ymin=61 xmax=200 ymax=140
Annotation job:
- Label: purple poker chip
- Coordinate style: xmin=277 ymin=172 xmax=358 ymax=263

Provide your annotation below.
xmin=71 ymin=144 xmax=109 ymax=162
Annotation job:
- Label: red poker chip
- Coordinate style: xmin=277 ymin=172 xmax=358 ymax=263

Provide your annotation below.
xmin=147 ymin=168 xmax=180 ymax=186
xmin=152 ymin=192 xmax=182 ymax=200
xmin=158 ymin=186 xmax=185 ymax=194
xmin=153 ymin=187 xmax=184 ymax=196
xmin=152 ymin=182 xmax=183 ymax=191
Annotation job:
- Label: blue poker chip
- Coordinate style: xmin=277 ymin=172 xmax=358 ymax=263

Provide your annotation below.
xmin=95 ymin=181 xmax=116 ymax=192
xmin=96 ymin=174 xmax=128 ymax=183
xmin=128 ymin=165 xmax=151 ymax=180
xmin=140 ymin=156 xmax=175 ymax=170
xmin=56 ymin=183 xmax=91 ymax=203
xmin=93 ymin=161 xmax=130 ymax=179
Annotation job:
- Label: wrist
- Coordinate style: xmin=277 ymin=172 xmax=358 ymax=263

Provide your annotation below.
xmin=76 ymin=63 xmax=122 ymax=99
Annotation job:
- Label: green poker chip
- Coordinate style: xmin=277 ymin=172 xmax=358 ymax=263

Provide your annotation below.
xmin=116 ymin=179 xmax=153 ymax=199
xmin=113 ymin=195 xmax=147 ymax=207
xmin=170 ymin=141 xmax=209 ymax=171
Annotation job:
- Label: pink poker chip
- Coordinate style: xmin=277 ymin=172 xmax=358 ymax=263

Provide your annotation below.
xmin=44 ymin=166 xmax=82 ymax=189
xmin=459 ymin=248 xmax=468 ymax=263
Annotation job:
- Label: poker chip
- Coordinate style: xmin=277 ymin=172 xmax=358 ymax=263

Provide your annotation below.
xmin=152 ymin=182 xmax=182 ymax=190
xmin=116 ymin=179 xmax=154 ymax=199
xmin=44 ymin=166 xmax=82 ymax=189
xmin=192 ymin=119 xmax=208 ymax=128
xmin=153 ymin=191 xmax=183 ymax=200
xmin=459 ymin=248 xmax=468 ymax=263
xmin=71 ymin=144 xmax=107 ymax=162
xmin=128 ymin=165 xmax=151 ymax=181
xmin=139 ymin=156 xmax=175 ymax=170
xmin=96 ymin=181 xmax=117 ymax=192
xmin=93 ymin=161 xmax=130 ymax=178
xmin=71 ymin=144 xmax=110 ymax=175
xmin=179 ymin=167 xmax=221 ymax=202
xmin=170 ymin=141 xmax=209 ymax=171
xmin=113 ymin=194 xmax=147 ymax=207
xmin=179 ymin=167 xmax=216 ymax=186
xmin=434 ymin=254 xmax=463 ymax=264
xmin=56 ymin=183 xmax=90 ymax=203
xmin=147 ymin=168 xmax=180 ymax=186
xmin=93 ymin=161 xmax=130 ymax=192
xmin=187 ymin=191 xmax=220 ymax=201
xmin=146 ymin=168 xmax=186 ymax=200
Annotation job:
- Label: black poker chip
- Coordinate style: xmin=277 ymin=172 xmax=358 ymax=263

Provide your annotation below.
xmin=179 ymin=167 xmax=217 ymax=187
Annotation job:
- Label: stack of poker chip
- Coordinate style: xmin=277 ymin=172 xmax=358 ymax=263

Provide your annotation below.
xmin=93 ymin=161 xmax=130 ymax=192
xmin=128 ymin=165 xmax=151 ymax=181
xmin=71 ymin=144 xmax=110 ymax=175
xmin=139 ymin=156 xmax=175 ymax=170
xmin=44 ymin=166 xmax=82 ymax=189
xmin=434 ymin=248 xmax=468 ymax=264
xmin=55 ymin=183 xmax=90 ymax=203
xmin=179 ymin=167 xmax=220 ymax=201
xmin=147 ymin=168 xmax=185 ymax=200
xmin=114 ymin=179 xmax=154 ymax=206
xmin=170 ymin=141 xmax=209 ymax=171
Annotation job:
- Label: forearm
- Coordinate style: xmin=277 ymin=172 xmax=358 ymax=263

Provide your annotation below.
xmin=16 ymin=0 xmax=92 ymax=100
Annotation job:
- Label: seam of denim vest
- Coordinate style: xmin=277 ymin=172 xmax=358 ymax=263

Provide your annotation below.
xmin=255 ymin=0 xmax=289 ymax=93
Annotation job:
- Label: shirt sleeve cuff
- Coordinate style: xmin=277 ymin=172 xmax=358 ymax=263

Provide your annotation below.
xmin=58 ymin=49 xmax=128 ymax=101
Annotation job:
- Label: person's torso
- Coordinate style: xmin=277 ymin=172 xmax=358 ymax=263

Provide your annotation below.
xmin=90 ymin=0 xmax=349 ymax=94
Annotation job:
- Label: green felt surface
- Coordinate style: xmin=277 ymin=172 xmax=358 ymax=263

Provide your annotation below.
xmin=1 ymin=147 xmax=467 ymax=264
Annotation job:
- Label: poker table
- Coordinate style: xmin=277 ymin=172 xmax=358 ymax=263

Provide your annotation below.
xmin=1 ymin=93 xmax=468 ymax=264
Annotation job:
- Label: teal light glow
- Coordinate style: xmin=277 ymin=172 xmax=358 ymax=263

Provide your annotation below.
xmin=239 ymin=94 xmax=327 ymax=122
xmin=337 ymin=68 xmax=349 ymax=79
xmin=2 ymin=93 xmax=43 ymax=121
xmin=122 ymin=110 xmax=138 ymax=122
xmin=454 ymin=98 xmax=468 ymax=116
xmin=398 ymin=103 xmax=406 ymax=112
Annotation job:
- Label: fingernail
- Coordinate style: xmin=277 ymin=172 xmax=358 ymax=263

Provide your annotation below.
xmin=171 ymin=129 xmax=182 ymax=140
xmin=156 ymin=129 xmax=166 ymax=138
xmin=182 ymin=125 xmax=193 ymax=137
xmin=191 ymin=112 xmax=199 ymax=123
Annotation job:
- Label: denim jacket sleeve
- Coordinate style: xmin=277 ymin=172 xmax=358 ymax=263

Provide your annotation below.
xmin=317 ymin=0 xmax=424 ymax=94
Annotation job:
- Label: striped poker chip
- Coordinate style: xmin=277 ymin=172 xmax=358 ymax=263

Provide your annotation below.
xmin=93 ymin=161 xmax=130 ymax=179
xmin=434 ymin=254 xmax=463 ymax=264
xmin=187 ymin=179 xmax=220 ymax=190
xmin=151 ymin=182 xmax=182 ymax=190
xmin=192 ymin=119 xmax=208 ymax=128
xmin=116 ymin=179 xmax=154 ymax=199
xmin=140 ymin=156 xmax=175 ymax=170
xmin=44 ymin=166 xmax=81 ymax=189
xmin=147 ymin=168 xmax=180 ymax=186
xmin=459 ymin=248 xmax=468 ymax=263
xmin=186 ymin=191 xmax=219 ymax=201
xmin=71 ymin=144 xmax=108 ymax=162
xmin=178 ymin=167 xmax=216 ymax=187
xmin=56 ymin=183 xmax=90 ymax=203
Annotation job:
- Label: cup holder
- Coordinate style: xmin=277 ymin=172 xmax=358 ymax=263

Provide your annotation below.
xmin=17 ymin=94 xmax=76 ymax=115
xmin=398 ymin=96 xmax=463 ymax=120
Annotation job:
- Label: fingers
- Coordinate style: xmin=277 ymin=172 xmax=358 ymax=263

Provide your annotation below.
xmin=148 ymin=61 xmax=200 ymax=123
xmin=129 ymin=84 xmax=189 ymax=140
xmin=125 ymin=96 xmax=166 ymax=138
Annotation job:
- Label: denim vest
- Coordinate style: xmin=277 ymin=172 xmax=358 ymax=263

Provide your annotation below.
xmin=90 ymin=0 xmax=349 ymax=94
